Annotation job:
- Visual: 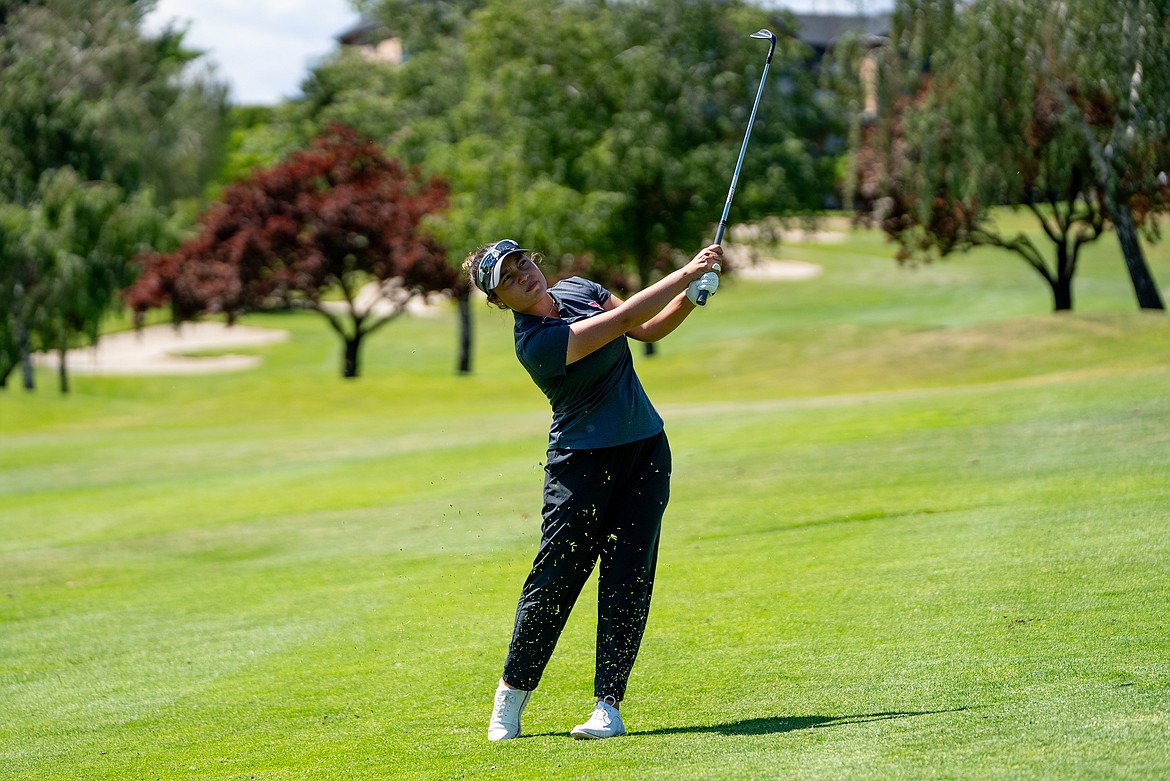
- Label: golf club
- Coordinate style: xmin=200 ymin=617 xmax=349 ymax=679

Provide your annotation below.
xmin=697 ymin=28 xmax=777 ymax=306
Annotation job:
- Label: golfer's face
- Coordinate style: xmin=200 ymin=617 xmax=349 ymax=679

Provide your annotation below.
xmin=494 ymin=254 xmax=546 ymax=312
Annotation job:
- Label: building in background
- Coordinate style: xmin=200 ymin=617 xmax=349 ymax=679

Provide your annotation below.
xmin=335 ymin=17 xmax=404 ymax=64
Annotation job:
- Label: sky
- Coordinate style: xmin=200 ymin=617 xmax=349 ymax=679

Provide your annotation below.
xmin=144 ymin=0 xmax=894 ymax=106
xmin=145 ymin=0 xmax=361 ymax=105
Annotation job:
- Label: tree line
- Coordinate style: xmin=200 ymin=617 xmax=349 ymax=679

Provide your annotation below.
xmin=3 ymin=0 xmax=1167 ymax=392
xmin=163 ymin=0 xmax=840 ymax=377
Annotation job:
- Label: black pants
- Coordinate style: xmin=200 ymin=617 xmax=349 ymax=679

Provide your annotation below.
xmin=502 ymin=431 xmax=671 ymax=700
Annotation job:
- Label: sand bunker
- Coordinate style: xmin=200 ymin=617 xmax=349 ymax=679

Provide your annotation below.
xmin=734 ymin=259 xmax=823 ymax=280
xmin=32 ymin=322 xmax=290 ymax=376
xmin=721 ymin=242 xmax=824 ymax=281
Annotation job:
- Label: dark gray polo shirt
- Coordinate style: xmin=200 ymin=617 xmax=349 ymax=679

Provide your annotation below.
xmin=513 ymin=277 xmax=664 ymax=450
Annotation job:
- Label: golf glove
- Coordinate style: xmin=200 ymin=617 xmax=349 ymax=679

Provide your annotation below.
xmin=686 ymin=271 xmax=720 ymax=305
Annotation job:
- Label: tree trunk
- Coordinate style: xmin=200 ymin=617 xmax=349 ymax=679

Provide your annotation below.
xmin=57 ymin=346 xmax=69 ymax=394
xmin=19 ymin=321 xmax=33 ymax=391
xmin=1051 ymin=277 xmax=1073 ymax=312
xmin=457 ymin=289 xmax=472 ymax=374
xmin=1050 ymin=66 xmax=1164 ymax=312
xmin=1107 ymin=2 xmax=1164 ymax=311
xmin=1112 ymin=208 xmax=1165 ymax=310
xmin=343 ymin=334 xmax=362 ymax=378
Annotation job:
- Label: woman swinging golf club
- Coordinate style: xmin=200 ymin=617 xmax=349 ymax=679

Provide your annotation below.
xmin=466 ymin=239 xmax=721 ymax=740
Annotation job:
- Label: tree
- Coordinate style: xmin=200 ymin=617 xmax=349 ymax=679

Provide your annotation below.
xmin=0 ymin=203 xmax=44 ymax=390
xmin=37 ymin=170 xmax=170 ymax=393
xmin=1048 ymin=0 xmax=1168 ymax=310
xmin=440 ymin=0 xmax=834 ymax=283
xmin=431 ymin=0 xmax=836 ymax=359
xmin=294 ymin=4 xmax=479 ymax=371
xmin=0 ymin=169 xmax=166 ymax=392
xmin=0 ymin=0 xmax=231 ymax=390
xmin=867 ymin=0 xmax=1167 ymax=312
xmin=125 ymin=125 xmax=455 ymax=379
xmin=0 ymin=0 xmax=229 ymax=205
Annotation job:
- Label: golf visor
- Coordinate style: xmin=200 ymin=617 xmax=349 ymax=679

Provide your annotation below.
xmin=475 ymin=239 xmax=527 ymax=294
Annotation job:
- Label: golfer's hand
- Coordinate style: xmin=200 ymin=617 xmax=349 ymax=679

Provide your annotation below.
xmin=686 ymin=272 xmax=720 ymax=304
xmin=686 ymin=244 xmax=723 ymax=278
xmin=685 ymin=245 xmax=722 ymax=305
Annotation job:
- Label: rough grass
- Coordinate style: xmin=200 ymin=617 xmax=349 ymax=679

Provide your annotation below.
xmin=2 ymin=222 xmax=1168 ymax=779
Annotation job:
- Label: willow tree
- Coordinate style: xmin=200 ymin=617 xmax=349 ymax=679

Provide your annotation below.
xmin=1050 ymin=0 xmax=1168 ymax=310
xmin=873 ymin=0 xmax=1167 ymax=311
xmin=0 ymin=169 xmax=169 ymax=392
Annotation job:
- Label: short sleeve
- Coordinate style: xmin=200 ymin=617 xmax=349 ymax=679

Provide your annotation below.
xmin=516 ymin=318 xmax=569 ymax=383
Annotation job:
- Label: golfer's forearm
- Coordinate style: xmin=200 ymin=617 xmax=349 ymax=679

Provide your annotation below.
xmin=628 ymin=292 xmax=693 ymax=342
xmin=601 ymin=269 xmax=691 ymax=333
xmin=566 ymin=270 xmax=692 ymax=362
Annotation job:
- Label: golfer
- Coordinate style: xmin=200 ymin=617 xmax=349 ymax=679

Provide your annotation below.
xmin=466 ymin=238 xmax=722 ymax=741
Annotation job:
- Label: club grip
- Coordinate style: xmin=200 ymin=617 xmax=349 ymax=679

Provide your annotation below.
xmin=699 ymin=224 xmax=725 ymax=306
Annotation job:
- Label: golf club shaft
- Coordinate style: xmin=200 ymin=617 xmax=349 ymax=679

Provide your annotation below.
xmin=698 ymin=30 xmax=776 ymax=306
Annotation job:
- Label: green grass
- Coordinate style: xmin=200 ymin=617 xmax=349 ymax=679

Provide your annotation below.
xmin=2 ymin=222 xmax=1169 ymax=779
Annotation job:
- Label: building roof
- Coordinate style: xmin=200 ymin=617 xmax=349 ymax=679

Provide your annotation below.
xmin=336 ymin=18 xmax=388 ymax=47
xmin=782 ymin=12 xmax=891 ymax=51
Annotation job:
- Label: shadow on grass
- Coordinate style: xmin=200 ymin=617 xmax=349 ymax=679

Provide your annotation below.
xmin=638 ymin=708 xmax=968 ymax=737
xmin=520 ymin=708 xmax=967 ymax=740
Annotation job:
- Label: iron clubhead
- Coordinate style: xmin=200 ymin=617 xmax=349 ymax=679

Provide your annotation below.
xmin=750 ymin=29 xmax=776 ymax=61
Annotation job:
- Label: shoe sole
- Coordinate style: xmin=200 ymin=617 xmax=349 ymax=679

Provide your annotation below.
xmin=570 ymin=728 xmax=626 ymax=740
xmin=488 ymin=731 xmax=520 ymax=741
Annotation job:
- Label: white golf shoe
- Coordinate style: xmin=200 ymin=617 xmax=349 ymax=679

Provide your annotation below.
xmin=570 ymin=696 xmax=626 ymax=739
xmin=488 ymin=682 xmax=532 ymax=741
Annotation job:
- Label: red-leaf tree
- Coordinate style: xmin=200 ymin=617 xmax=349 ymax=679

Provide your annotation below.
xmin=125 ymin=124 xmax=454 ymax=377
